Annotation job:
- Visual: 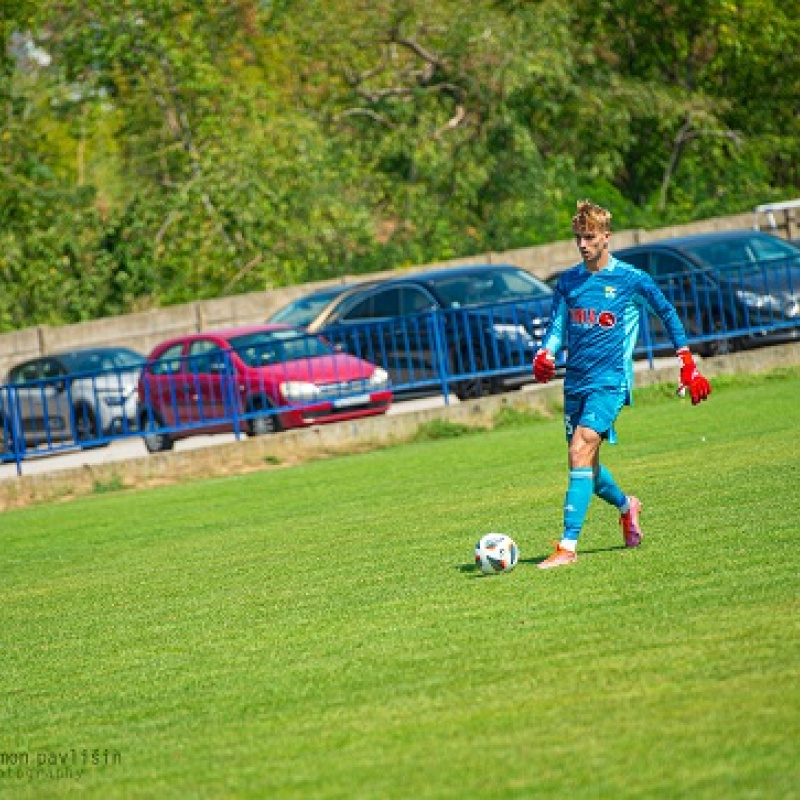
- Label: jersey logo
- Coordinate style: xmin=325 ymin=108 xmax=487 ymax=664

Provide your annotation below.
xmin=604 ymin=286 xmax=617 ymax=299
xmin=599 ymin=311 xmax=616 ymax=329
xmin=569 ymin=308 xmax=618 ymax=329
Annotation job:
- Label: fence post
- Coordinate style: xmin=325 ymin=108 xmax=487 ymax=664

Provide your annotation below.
xmin=224 ymin=349 xmax=243 ymax=441
xmin=640 ymin=310 xmax=655 ymax=369
xmin=8 ymin=387 xmax=25 ymax=476
xmin=430 ymin=309 xmax=452 ymax=405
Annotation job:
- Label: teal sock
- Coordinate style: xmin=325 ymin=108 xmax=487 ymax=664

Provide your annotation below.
xmin=594 ymin=464 xmax=626 ymax=510
xmin=563 ymin=467 xmax=594 ymax=544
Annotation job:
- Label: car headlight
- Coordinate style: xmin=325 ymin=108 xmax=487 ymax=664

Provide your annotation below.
xmin=492 ymin=323 xmax=535 ymax=344
xmin=280 ymin=381 xmax=321 ymax=402
xmin=366 ymin=367 xmax=390 ymax=389
xmin=735 ymin=290 xmax=782 ymax=311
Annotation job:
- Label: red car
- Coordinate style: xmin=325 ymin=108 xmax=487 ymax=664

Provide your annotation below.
xmin=137 ymin=325 xmax=392 ymax=453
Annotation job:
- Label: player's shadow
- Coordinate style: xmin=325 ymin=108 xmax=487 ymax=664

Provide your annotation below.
xmin=456 ymin=544 xmax=630 ymax=575
xmin=456 ymin=544 xmax=629 ymax=574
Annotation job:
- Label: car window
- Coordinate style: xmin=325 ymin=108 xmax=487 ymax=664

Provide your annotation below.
xmin=371 ymin=288 xmax=402 ymax=317
xmin=68 ymin=353 xmax=101 ymax=373
xmin=342 ymin=295 xmax=374 ymax=320
xmin=41 ymin=359 xmax=67 ymax=379
xmin=748 ymin=235 xmax=800 ymax=263
xmin=268 ymin=287 xmax=351 ymax=326
xmin=618 ymin=251 xmax=650 ymax=273
xmin=148 ymin=344 xmax=185 ymax=376
xmin=61 ymin=349 xmax=144 ymax=374
xmin=501 ymin=270 xmax=550 ymax=297
xmin=651 ymin=253 xmax=691 ymax=278
xmin=188 ymin=340 xmax=227 ymax=374
xmin=428 ymin=269 xmax=549 ymax=307
xmin=401 ymin=286 xmax=436 ymax=314
xmin=106 ymin=349 xmax=145 ymax=369
xmin=341 ymin=288 xmax=402 ymax=320
xmin=8 ymin=361 xmax=43 ymax=384
xmin=684 ymin=241 xmax=754 ymax=270
xmin=428 ymin=277 xmax=470 ymax=306
xmin=228 ymin=330 xmax=333 ymax=365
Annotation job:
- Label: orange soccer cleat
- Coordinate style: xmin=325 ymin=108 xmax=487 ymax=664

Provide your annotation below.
xmin=537 ymin=543 xmax=578 ymax=570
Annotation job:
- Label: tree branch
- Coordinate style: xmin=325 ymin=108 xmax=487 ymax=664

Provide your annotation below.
xmin=659 ymin=118 xmax=743 ymax=210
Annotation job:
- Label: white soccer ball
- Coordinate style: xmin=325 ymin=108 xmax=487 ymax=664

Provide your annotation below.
xmin=474 ymin=533 xmax=519 ymax=575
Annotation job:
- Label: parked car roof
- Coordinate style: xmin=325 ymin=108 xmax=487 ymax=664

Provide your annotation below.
xmin=618 ymin=229 xmax=800 ymax=256
xmin=267 ymin=283 xmax=378 ymax=327
xmin=7 ymin=346 xmax=144 ymax=381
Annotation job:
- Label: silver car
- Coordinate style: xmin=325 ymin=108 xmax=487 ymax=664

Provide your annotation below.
xmin=1 ymin=347 xmax=144 ymax=453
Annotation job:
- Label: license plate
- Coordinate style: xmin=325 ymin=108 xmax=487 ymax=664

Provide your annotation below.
xmin=333 ymin=394 xmax=369 ymax=408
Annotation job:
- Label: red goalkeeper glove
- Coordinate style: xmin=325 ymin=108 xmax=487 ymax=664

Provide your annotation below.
xmin=533 ymin=349 xmax=556 ymax=383
xmin=677 ymin=348 xmax=711 ymax=405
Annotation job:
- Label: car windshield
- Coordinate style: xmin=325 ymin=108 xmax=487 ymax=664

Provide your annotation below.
xmin=228 ymin=330 xmax=334 ymax=366
xmin=268 ymin=286 xmax=351 ymax=327
xmin=682 ymin=235 xmax=800 ymax=275
xmin=427 ymin=268 xmax=551 ymax=308
xmin=65 ymin=348 xmax=145 ymax=373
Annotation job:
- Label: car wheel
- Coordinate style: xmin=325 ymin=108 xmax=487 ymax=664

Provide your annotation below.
xmin=701 ymin=318 xmax=739 ymax=357
xmin=247 ymin=399 xmax=280 ymax=436
xmin=141 ymin=412 xmax=174 ymax=453
xmin=75 ymin=404 xmax=109 ymax=449
xmin=0 ymin=418 xmax=12 ymax=456
xmin=453 ymin=354 xmax=497 ymax=400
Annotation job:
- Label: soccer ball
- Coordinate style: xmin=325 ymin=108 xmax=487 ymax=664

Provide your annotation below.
xmin=474 ymin=533 xmax=519 ymax=575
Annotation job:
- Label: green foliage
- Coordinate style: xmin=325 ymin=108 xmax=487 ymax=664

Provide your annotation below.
xmin=411 ymin=418 xmax=484 ymax=441
xmin=492 ymin=404 xmax=549 ymax=428
xmin=1 ymin=0 xmax=799 ymax=329
xmin=91 ymin=473 xmax=126 ymax=494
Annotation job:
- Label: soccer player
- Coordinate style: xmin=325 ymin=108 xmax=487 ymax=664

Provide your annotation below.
xmin=533 ymin=200 xmax=711 ymax=569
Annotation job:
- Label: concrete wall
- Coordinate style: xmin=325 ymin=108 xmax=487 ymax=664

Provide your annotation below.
xmin=0 ymin=211 xmax=755 ymax=376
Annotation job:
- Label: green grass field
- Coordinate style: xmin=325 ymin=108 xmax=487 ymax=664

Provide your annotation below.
xmin=2 ymin=369 xmax=799 ymax=799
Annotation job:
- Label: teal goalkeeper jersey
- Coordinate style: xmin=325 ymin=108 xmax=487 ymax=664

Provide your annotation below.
xmin=542 ymin=255 xmax=688 ymax=399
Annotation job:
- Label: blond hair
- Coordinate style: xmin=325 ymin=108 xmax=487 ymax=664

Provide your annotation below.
xmin=572 ymin=200 xmax=612 ymax=233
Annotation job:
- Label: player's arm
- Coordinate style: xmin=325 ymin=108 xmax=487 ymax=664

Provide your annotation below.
xmin=534 ymin=283 xmax=567 ymax=383
xmin=637 ymin=274 xmax=711 ymax=405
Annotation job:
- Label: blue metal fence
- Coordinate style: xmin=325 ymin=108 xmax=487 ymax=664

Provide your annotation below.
xmin=2 ymin=265 xmax=798 ymax=473
xmin=318 ymin=296 xmax=553 ymax=403
xmin=1 ymin=359 xmax=141 ymax=473
xmin=633 ymin=258 xmax=800 ymax=357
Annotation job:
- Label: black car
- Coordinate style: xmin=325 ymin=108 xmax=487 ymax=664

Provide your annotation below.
xmin=615 ymin=231 xmax=800 ymax=356
xmin=268 ymin=264 xmax=556 ymax=399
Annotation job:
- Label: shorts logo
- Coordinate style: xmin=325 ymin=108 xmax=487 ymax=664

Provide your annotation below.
xmin=598 ymin=311 xmax=616 ymax=329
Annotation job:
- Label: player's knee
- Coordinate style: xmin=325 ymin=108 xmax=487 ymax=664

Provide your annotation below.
xmin=569 ymin=428 xmax=600 ymax=466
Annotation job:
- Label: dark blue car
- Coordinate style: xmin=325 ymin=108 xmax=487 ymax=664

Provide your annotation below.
xmin=268 ymin=265 xmax=556 ymax=399
xmin=615 ymin=231 xmax=800 ymax=356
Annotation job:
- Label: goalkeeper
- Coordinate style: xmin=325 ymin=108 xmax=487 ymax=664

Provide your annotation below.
xmin=533 ymin=200 xmax=711 ymax=569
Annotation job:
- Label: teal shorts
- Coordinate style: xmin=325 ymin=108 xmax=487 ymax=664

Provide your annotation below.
xmin=564 ymin=389 xmax=628 ymax=445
